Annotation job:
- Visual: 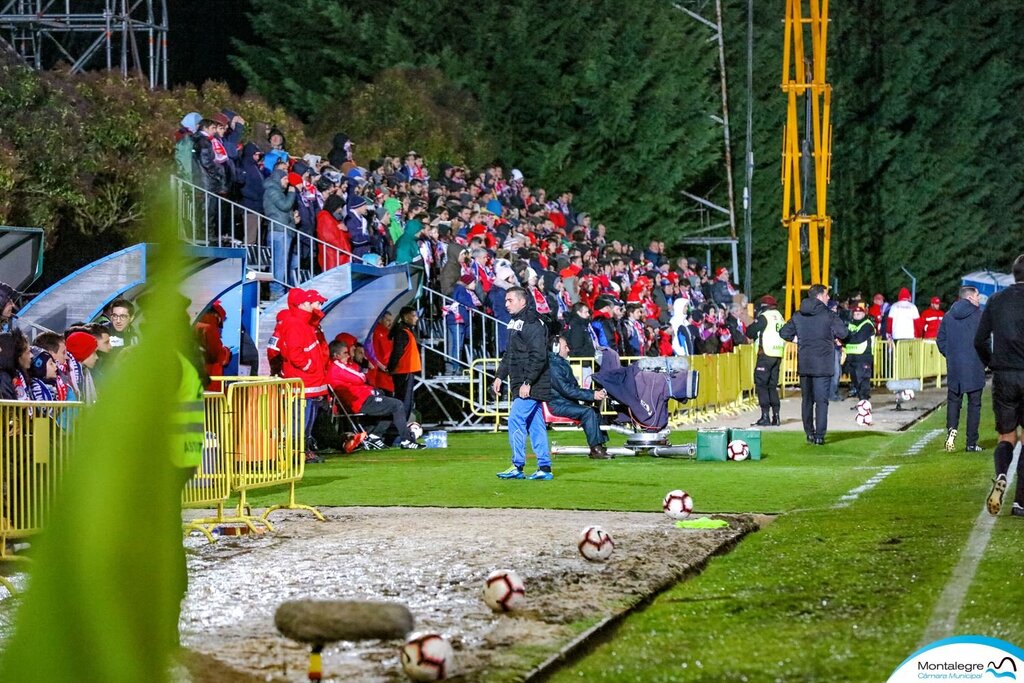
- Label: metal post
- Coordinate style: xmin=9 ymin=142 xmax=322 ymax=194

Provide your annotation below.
xmin=900 ymin=266 xmax=917 ymax=303
xmin=714 ymin=0 xmax=738 ymax=242
xmin=743 ymin=0 xmax=754 ymax=298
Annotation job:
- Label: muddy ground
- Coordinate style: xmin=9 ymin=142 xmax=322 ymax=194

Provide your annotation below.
xmin=175 ymin=506 xmax=762 ymax=682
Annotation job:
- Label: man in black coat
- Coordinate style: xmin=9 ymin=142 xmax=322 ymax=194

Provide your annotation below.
xmin=564 ymin=302 xmax=596 ymax=358
xmin=780 ymin=284 xmax=849 ymax=445
xmin=493 ymin=287 xmax=554 ymax=480
xmin=548 ymin=335 xmax=610 ymax=459
xmin=937 ymin=286 xmax=986 ymax=453
xmin=974 ymin=255 xmax=1024 ymax=517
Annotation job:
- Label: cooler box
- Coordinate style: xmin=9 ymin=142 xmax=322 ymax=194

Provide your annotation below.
xmin=696 ymin=429 xmax=728 ymax=461
xmin=729 ymin=428 xmax=762 ymax=461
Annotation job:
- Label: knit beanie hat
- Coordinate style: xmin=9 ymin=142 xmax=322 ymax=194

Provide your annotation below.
xmin=66 ymin=331 xmax=98 ymax=362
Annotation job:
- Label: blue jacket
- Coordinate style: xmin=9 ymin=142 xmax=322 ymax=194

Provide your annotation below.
xmin=445 ymin=283 xmax=477 ymax=327
xmin=239 ymin=143 xmax=265 ymax=212
xmin=937 ymin=299 xmax=986 ymax=393
xmin=548 ymin=352 xmax=596 ymax=404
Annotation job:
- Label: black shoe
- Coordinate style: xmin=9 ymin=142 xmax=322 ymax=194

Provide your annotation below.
xmin=814 ymin=436 xmax=825 ymax=446
xmin=753 ymin=414 xmax=770 ymax=427
xmin=806 ymin=434 xmax=816 ymax=444
xmin=589 ymin=444 xmax=613 ymax=460
xmin=1012 ymin=504 xmax=1024 ymax=518
xmin=770 ymin=414 xmax=781 ymax=426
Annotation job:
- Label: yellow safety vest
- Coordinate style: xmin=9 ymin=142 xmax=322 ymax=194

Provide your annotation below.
xmin=845 ymin=319 xmax=874 ymax=356
xmin=171 ymin=353 xmax=205 ymax=470
xmin=758 ymin=309 xmax=786 ymax=357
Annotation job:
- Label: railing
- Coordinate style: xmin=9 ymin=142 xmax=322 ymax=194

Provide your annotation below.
xmin=417 ymin=285 xmax=509 ymax=376
xmin=781 ymin=338 xmax=946 ymax=389
xmin=171 ymin=175 xmax=363 ymax=293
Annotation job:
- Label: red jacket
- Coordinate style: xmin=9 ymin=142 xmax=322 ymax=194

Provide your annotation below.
xmin=268 ymin=307 xmax=328 ymax=397
xmin=195 ymin=312 xmax=231 ymax=391
xmin=367 ymin=322 xmax=394 ymax=392
xmin=921 ymin=308 xmax=944 ymax=339
xmin=316 ymin=209 xmax=351 ymax=270
xmin=327 ymin=359 xmax=374 ymax=412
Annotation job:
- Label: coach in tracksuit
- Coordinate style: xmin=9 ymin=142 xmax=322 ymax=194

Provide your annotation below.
xmin=780 ymin=284 xmax=849 ymax=445
xmin=493 ymin=287 xmax=554 ymax=480
xmin=975 ymin=255 xmax=1024 ymax=518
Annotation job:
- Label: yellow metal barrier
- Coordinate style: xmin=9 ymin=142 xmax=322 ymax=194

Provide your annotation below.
xmin=181 ymin=392 xmax=252 ymax=541
xmin=781 ymin=338 xmax=946 ymax=390
xmin=224 ymin=378 xmax=323 ymax=530
xmin=0 ymin=400 xmax=81 ymax=592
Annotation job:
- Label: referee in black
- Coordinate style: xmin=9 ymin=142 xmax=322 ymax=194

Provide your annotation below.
xmin=974 ymin=254 xmax=1024 ymax=517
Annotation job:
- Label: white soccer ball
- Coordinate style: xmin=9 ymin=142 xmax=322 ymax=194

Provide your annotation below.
xmin=400 ymin=632 xmax=455 ymax=681
xmin=483 ymin=569 xmax=525 ymax=612
xmin=856 ymin=400 xmax=872 ymax=417
xmin=899 ymin=389 xmax=915 ymax=401
xmin=578 ymin=525 xmax=614 ymax=562
xmin=408 ymin=422 xmax=424 ymax=440
xmin=663 ymin=489 xmax=694 ymax=519
xmin=856 ymin=412 xmax=874 ymax=426
xmin=726 ymin=439 xmax=749 ymax=461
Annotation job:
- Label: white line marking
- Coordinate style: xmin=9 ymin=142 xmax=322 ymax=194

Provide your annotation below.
xmin=904 ymin=429 xmax=943 ymax=456
xmin=832 ymin=465 xmax=900 ymax=509
xmin=920 ymin=444 xmax=1020 ymax=644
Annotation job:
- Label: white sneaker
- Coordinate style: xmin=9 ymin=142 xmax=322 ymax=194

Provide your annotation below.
xmin=399 ymin=439 xmax=427 ymax=450
xmin=944 ymin=428 xmax=957 ymax=453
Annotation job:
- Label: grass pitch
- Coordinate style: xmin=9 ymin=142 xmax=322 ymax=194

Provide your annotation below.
xmin=243 ymin=404 xmax=1023 ymax=681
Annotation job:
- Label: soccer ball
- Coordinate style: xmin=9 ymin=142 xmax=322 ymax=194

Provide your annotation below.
xmin=400 ymin=632 xmax=455 ymax=681
xmin=483 ymin=569 xmax=525 ymax=612
xmin=899 ymin=389 xmax=915 ymax=401
xmin=408 ymin=422 xmax=424 ymax=440
xmin=856 ymin=412 xmax=873 ymax=426
xmin=578 ymin=525 xmax=614 ymax=562
xmin=726 ymin=439 xmax=749 ymax=461
xmin=856 ymin=400 xmax=872 ymax=417
xmin=662 ymin=489 xmax=694 ymax=519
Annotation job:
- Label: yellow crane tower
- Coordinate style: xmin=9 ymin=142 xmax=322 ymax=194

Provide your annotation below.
xmin=781 ymin=0 xmax=832 ymax=317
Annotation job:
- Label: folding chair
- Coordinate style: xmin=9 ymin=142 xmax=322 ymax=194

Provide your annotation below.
xmin=326 ymin=386 xmax=385 ymax=450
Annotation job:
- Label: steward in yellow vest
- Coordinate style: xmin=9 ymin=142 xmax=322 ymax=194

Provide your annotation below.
xmin=845 ymin=305 xmax=875 ymax=401
xmin=746 ymin=295 xmax=785 ymax=426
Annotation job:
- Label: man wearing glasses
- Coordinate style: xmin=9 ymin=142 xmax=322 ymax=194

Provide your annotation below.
xmin=103 ymin=298 xmax=138 ymax=353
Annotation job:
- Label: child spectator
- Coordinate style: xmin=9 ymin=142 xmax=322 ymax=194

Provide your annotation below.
xmin=65 ymin=331 xmax=99 ymax=404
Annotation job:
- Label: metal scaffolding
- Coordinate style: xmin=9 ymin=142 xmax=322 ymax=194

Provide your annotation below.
xmin=0 ymin=0 xmax=168 ymax=89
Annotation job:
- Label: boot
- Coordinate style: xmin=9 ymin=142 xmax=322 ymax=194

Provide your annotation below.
xmin=770 ymin=411 xmax=781 ymax=426
xmin=753 ymin=409 xmax=770 ymax=427
xmin=589 ymin=444 xmax=613 ymax=460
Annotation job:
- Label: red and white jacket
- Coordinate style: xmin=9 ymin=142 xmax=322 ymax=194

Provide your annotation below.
xmin=268 ymin=307 xmax=328 ymax=397
xmin=327 ymin=359 xmax=374 ymax=412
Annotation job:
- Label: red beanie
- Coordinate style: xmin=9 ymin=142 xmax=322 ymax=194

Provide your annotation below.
xmin=66 ymin=331 xmax=98 ymax=362
xmin=287 ymin=172 xmax=303 ymax=187
xmin=898 ymin=287 xmax=911 ymax=302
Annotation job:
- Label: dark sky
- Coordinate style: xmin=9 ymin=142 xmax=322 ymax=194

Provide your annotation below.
xmin=167 ymin=0 xmax=252 ymax=92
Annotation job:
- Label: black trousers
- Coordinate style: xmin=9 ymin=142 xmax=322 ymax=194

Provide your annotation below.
xmin=847 ymin=353 xmax=873 ymax=401
xmin=946 ymin=387 xmax=982 ymax=446
xmin=548 ymin=399 xmax=607 ymax=446
xmin=392 ymin=373 xmax=415 ymax=420
xmin=800 ymin=375 xmax=831 ymax=438
xmin=754 ymin=355 xmax=782 ymax=411
xmin=360 ymin=394 xmax=412 ymax=443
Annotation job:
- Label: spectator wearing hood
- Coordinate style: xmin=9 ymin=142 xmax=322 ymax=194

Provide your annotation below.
xmin=27 ymin=347 xmax=65 ymax=402
xmin=267 ymin=288 xmax=329 ymax=460
xmin=937 ymin=286 xmax=985 ymax=452
xmin=395 ymin=202 xmax=425 ymax=265
xmin=316 ymin=194 xmax=352 ymax=270
xmin=195 ymin=301 xmax=232 ymax=392
xmin=0 ymin=330 xmax=30 ymax=400
xmin=887 ymin=288 xmax=921 ymax=340
xmin=0 ymin=281 xmax=18 ymax=334
xmin=175 ymin=112 xmax=201 ymax=182
xmin=263 ymin=167 xmax=298 ymax=299
xmin=921 ymin=296 xmax=945 ymax=339
xmin=239 ymin=142 xmax=265 ymax=244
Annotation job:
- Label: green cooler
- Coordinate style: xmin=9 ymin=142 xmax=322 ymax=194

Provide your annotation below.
xmin=728 ymin=428 xmax=762 ymax=461
xmin=696 ymin=429 xmax=729 ymax=461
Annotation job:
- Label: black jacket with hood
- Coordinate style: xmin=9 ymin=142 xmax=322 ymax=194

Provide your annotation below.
xmin=780 ymin=297 xmax=848 ymax=377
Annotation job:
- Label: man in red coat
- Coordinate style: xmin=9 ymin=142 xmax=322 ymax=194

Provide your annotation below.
xmin=268 ymin=288 xmax=329 ymax=460
xmin=195 ymin=300 xmax=231 ymax=391
xmin=327 ymin=340 xmax=424 ymax=449
xmin=921 ymin=296 xmax=945 ymax=339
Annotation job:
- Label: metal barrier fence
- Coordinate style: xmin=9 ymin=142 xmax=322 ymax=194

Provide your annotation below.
xmin=467 ymin=345 xmax=759 ymax=430
xmin=0 ymin=400 xmax=81 ymax=592
xmin=186 ymin=377 xmax=323 ymax=535
xmin=782 ymin=338 xmax=947 ymax=389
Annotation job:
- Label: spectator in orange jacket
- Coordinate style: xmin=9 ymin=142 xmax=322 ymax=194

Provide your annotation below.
xmin=921 ymin=296 xmax=944 ymax=339
xmin=195 ymin=301 xmax=232 ymax=391
xmin=268 ymin=288 xmax=329 ymax=459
